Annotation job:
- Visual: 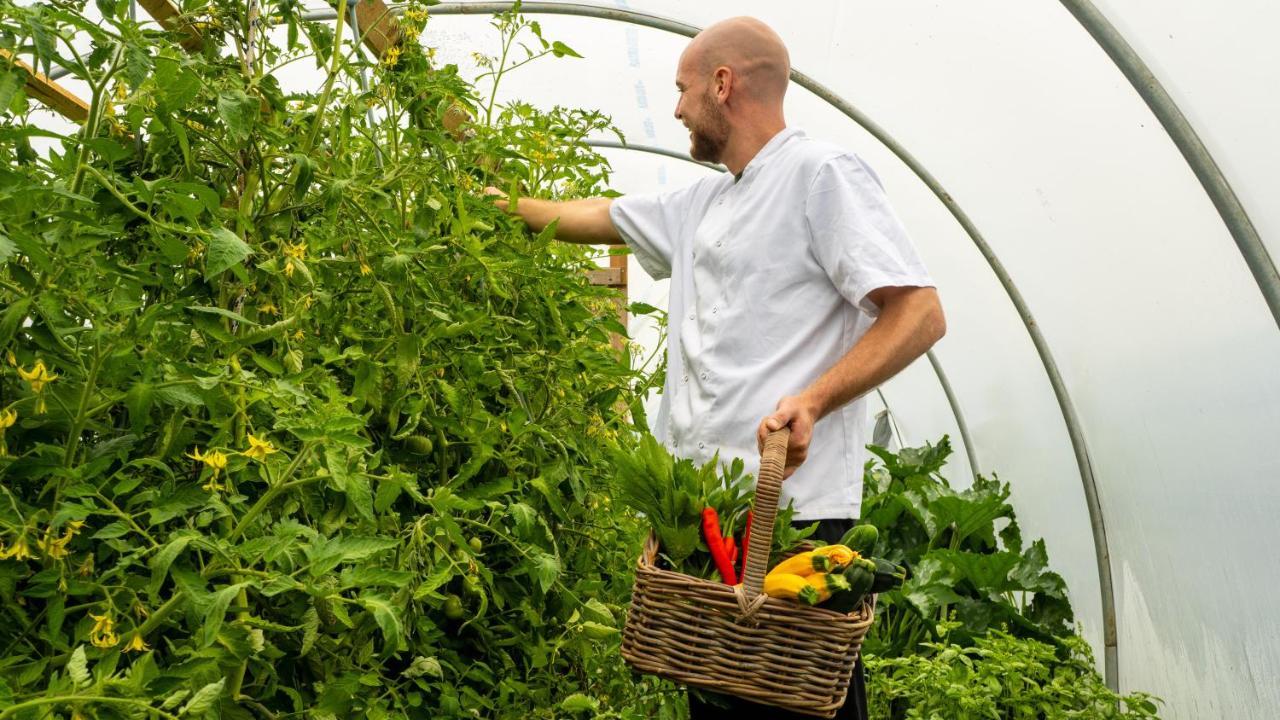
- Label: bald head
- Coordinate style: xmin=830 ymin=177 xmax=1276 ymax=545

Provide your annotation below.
xmin=683 ymin=17 xmax=791 ymax=106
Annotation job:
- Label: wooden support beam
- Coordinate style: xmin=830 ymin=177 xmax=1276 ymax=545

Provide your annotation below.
xmin=354 ymin=0 xmax=403 ymax=59
xmin=136 ymin=0 xmax=205 ymax=52
xmin=586 ymin=266 xmax=626 ymax=289
xmin=1 ymin=49 xmax=90 ymax=123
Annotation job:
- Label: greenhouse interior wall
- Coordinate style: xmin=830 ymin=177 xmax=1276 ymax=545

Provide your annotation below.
xmin=12 ymin=0 xmax=1280 ymax=718
xmin=417 ymin=2 xmax=1280 ymax=717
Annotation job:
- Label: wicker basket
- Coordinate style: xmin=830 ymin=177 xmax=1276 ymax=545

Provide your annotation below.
xmin=621 ymin=428 xmax=876 ymax=718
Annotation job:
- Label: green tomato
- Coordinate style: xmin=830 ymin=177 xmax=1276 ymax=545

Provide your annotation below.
xmin=404 ymin=434 xmax=434 ymax=455
xmin=443 ymin=595 xmax=465 ymax=620
xmin=468 ymin=536 xmax=484 ymax=553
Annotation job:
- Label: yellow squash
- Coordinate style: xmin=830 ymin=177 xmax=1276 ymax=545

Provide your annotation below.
xmin=802 ymin=572 xmax=852 ymax=605
xmin=766 ymin=550 xmax=832 ymax=578
xmin=812 ymin=544 xmax=858 ymax=570
xmin=763 ymin=573 xmax=821 ymax=605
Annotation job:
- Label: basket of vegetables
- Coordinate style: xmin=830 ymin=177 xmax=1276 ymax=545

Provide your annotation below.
xmin=617 ymin=428 xmax=902 ymax=718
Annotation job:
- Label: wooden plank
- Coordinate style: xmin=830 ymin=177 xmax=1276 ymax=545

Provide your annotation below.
xmin=608 ymin=247 xmax=629 ymax=352
xmin=136 ymin=0 xmax=204 ymax=52
xmin=586 ymin=266 xmax=626 ymax=289
xmin=1 ymin=49 xmax=90 ymax=123
xmin=355 ymin=0 xmax=403 ymax=59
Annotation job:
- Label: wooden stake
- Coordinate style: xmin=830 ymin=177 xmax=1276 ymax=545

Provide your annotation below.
xmin=136 ymin=0 xmax=205 ymax=53
xmin=354 ymin=0 xmax=404 ymax=59
xmin=0 ymin=49 xmax=90 ymax=123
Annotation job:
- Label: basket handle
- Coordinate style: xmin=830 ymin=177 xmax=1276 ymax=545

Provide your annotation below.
xmin=738 ymin=427 xmax=790 ymax=607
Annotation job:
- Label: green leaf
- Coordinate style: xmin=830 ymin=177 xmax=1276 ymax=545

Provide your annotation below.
xmin=187 ymin=305 xmax=259 ymax=327
xmin=91 ymin=521 xmax=129 ymax=539
xmin=358 ymin=594 xmax=403 ymax=651
xmin=300 ymin=607 xmax=319 ymax=657
xmin=509 ymin=502 xmax=537 ymax=538
xmin=580 ymin=598 xmax=615 ymax=625
xmin=559 ymin=693 xmax=598 ymax=712
xmin=550 ymin=40 xmax=582 ymax=59
xmin=0 ymin=71 xmax=24 ymax=115
xmin=200 ymin=583 xmax=248 ymax=648
xmin=205 ymin=226 xmax=254 ymax=279
xmin=217 ymin=89 xmax=258 ymax=141
xmin=67 ymin=646 xmax=91 ymax=689
xmin=529 ymin=551 xmax=560 ymax=594
xmin=414 ymin=563 xmax=454 ymax=600
xmin=124 ymin=382 xmax=154 ymax=434
xmin=149 ymin=531 xmax=197 ymax=599
xmin=0 ymin=233 xmax=16 ymax=266
xmin=181 ymin=678 xmax=225 ymax=717
xmin=344 ymin=567 xmax=413 ymax=588
xmin=307 ymin=535 xmax=399 ymax=576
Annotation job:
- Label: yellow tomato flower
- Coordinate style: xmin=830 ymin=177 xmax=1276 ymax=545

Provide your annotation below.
xmin=123 ymin=632 xmax=150 ymax=653
xmin=36 ymin=529 xmax=71 ymax=560
xmin=17 ymin=359 xmax=58 ymax=392
xmin=359 ymin=261 xmax=372 ymax=276
xmin=382 ymin=45 xmax=402 ymax=68
xmin=0 ymin=536 xmax=32 ymax=561
xmin=0 ymin=407 xmax=14 ymax=457
xmin=259 ymin=301 xmax=279 ymax=316
xmin=243 ymin=433 xmax=278 ymax=462
xmin=186 ymin=447 xmax=228 ymax=477
xmin=89 ymin=612 xmax=119 ymax=648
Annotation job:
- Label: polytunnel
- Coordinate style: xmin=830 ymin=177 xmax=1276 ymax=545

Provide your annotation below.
xmin=2 ymin=1 xmax=1278 ymax=718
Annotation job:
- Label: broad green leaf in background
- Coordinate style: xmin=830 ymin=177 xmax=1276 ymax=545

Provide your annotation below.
xmin=205 ymin=227 xmax=253 ymax=279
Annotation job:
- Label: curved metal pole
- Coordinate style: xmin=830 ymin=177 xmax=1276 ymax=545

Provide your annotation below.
xmin=588 ymin=136 xmax=982 ymax=482
xmin=293 ymin=1 xmax=1120 ymax=690
xmin=1060 ymin=0 xmax=1280 ymax=336
xmin=874 ymin=388 xmax=907 ymax=451
xmin=925 ymin=350 xmax=982 ymax=480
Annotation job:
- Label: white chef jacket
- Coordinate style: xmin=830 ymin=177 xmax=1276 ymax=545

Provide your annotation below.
xmin=609 ymin=128 xmax=934 ymax=519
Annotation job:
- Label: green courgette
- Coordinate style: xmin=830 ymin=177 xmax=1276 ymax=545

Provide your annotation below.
xmin=839 ymin=523 xmax=879 ymax=556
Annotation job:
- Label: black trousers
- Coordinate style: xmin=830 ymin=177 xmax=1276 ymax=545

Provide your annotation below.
xmin=687 ymin=518 xmax=869 ymax=720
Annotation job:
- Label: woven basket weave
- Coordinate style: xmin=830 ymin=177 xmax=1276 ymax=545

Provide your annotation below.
xmin=621 ymin=428 xmax=876 ymax=718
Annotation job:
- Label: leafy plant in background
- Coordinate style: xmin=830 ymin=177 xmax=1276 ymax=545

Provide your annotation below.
xmin=867 ymin=621 xmax=1162 ymax=719
xmin=0 ymin=1 xmax=684 ymax=718
xmin=859 ymin=437 xmax=1075 ymax=659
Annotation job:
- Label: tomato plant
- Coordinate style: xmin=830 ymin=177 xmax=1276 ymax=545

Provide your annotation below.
xmin=0 ymin=2 xmax=678 ymax=718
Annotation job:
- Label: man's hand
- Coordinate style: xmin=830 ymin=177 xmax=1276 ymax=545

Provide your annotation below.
xmin=757 ymin=392 xmax=824 ymax=479
xmin=483 ymin=186 xmax=509 ymax=211
xmin=483 ymin=187 xmax=619 ymax=245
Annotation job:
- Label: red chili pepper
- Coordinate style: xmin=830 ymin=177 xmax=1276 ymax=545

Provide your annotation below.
xmin=740 ymin=510 xmax=754 ymax=578
xmin=701 ymin=507 xmax=737 ymax=585
xmin=724 ymin=536 xmax=738 ymax=567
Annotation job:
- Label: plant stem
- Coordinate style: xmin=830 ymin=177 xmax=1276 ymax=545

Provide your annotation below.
xmin=303 ymin=0 xmax=349 ymax=156
xmin=226 ymin=444 xmax=318 ymax=542
xmin=62 ymin=343 xmax=105 ymax=469
xmin=0 ymin=696 xmax=180 ymax=720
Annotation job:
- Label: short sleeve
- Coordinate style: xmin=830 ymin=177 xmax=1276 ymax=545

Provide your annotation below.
xmin=805 ymin=154 xmax=934 ymax=316
xmin=609 ymin=183 xmax=701 ymax=280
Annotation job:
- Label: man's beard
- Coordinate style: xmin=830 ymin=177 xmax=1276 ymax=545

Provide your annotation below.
xmin=688 ymin=93 xmax=729 ymax=163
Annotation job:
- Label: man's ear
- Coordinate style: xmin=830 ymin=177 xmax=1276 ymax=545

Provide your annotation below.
xmin=714 ymin=66 xmax=733 ymax=102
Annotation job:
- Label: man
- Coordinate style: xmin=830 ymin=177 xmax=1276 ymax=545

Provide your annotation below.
xmin=490 ymin=16 xmax=944 ymax=719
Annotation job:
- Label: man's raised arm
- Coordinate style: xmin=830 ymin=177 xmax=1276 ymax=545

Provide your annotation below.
xmin=485 ymin=188 xmax=621 ymax=246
